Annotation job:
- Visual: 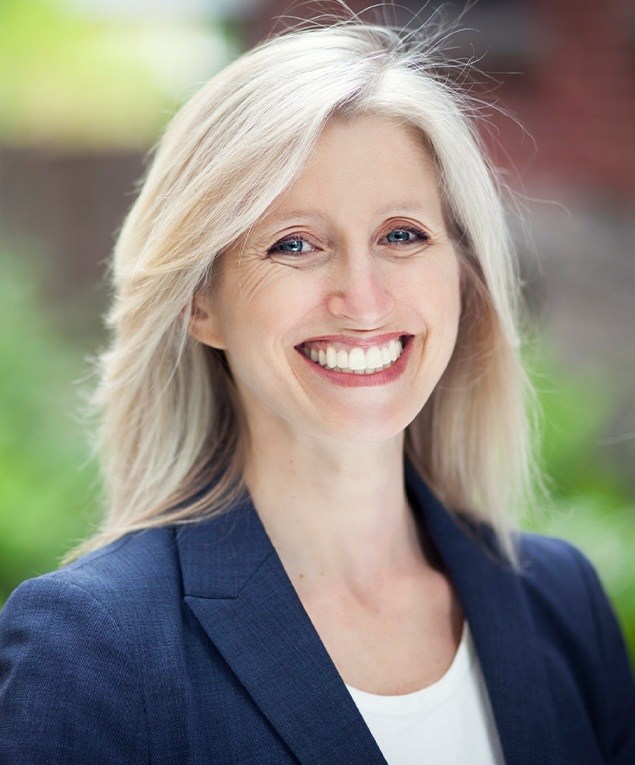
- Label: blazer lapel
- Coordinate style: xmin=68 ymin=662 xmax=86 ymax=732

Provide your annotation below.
xmin=404 ymin=460 xmax=565 ymax=764
xmin=176 ymin=495 xmax=387 ymax=765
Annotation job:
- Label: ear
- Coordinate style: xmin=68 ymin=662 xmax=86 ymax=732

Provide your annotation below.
xmin=187 ymin=291 xmax=227 ymax=350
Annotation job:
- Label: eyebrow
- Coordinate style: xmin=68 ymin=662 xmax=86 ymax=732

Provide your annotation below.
xmin=263 ymin=210 xmax=328 ymax=225
xmin=376 ymin=205 xmax=437 ymax=218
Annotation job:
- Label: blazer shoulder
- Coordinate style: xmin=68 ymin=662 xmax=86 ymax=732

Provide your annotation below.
xmin=0 ymin=526 xmax=188 ymax=764
xmin=517 ymin=531 xmax=590 ymax=580
xmin=515 ymin=532 xmax=609 ymax=627
xmin=2 ymin=526 xmax=182 ymax=646
xmin=52 ymin=524 xmax=180 ymax=601
xmin=514 ymin=532 xmax=615 ymax=603
xmin=514 ymin=532 xmax=635 ymax=762
xmin=515 ymin=530 xmax=633 ymax=660
xmin=0 ymin=537 xmax=161 ymax=763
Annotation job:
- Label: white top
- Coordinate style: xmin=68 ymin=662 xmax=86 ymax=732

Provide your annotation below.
xmin=345 ymin=623 xmax=505 ymax=764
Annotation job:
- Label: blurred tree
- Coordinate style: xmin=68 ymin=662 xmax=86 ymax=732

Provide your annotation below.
xmin=523 ymin=346 xmax=635 ymax=660
xmin=0 ymin=246 xmax=99 ymax=600
xmin=0 ymin=0 xmax=235 ymax=149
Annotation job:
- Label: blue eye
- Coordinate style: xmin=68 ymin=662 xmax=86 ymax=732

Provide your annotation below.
xmin=384 ymin=227 xmax=428 ymax=244
xmin=267 ymin=237 xmax=313 ymax=255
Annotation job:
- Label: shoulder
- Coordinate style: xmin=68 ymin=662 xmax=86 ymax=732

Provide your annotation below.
xmin=515 ymin=532 xmax=635 ymax=758
xmin=1 ymin=524 xmax=186 ymax=683
xmin=459 ymin=522 xmax=627 ymax=669
xmin=516 ymin=531 xmax=600 ymax=596
xmin=516 ymin=529 xmax=590 ymax=570
xmin=0 ymin=526 xmax=182 ymax=764
xmin=459 ymin=513 xmax=608 ymax=616
xmin=8 ymin=524 xmax=180 ymax=619
xmin=47 ymin=524 xmax=181 ymax=600
xmin=514 ymin=531 xmax=613 ymax=627
xmin=509 ymin=532 xmax=617 ymax=647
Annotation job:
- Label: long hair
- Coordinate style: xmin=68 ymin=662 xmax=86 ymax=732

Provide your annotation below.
xmin=65 ymin=20 xmax=538 ymax=564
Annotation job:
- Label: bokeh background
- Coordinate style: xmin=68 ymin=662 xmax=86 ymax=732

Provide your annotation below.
xmin=1 ymin=0 xmax=634 ymax=660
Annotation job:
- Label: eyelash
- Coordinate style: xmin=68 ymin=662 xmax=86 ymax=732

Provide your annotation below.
xmin=267 ymin=236 xmax=314 ymax=256
xmin=266 ymin=226 xmax=430 ymax=256
xmin=383 ymin=226 xmax=430 ymax=246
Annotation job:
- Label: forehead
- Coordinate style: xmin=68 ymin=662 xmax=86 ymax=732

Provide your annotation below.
xmin=314 ymin=113 xmax=434 ymax=168
xmin=261 ymin=114 xmax=446 ymax=225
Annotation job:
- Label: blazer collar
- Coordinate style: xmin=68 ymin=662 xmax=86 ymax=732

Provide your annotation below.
xmin=176 ymin=493 xmax=386 ymax=764
xmin=176 ymin=461 xmax=563 ymax=765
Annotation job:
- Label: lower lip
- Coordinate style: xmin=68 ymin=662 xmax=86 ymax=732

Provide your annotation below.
xmin=295 ymin=337 xmax=414 ymax=388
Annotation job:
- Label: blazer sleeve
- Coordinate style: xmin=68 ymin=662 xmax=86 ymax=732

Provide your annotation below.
xmin=0 ymin=574 xmax=148 ymax=764
xmin=567 ymin=544 xmax=635 ymax=764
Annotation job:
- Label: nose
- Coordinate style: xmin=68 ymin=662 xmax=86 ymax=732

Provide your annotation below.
xmin=325 ymin=250 xmax=395 ymax=326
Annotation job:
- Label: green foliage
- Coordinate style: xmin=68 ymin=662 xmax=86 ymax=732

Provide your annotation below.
xmin=0 ymin=0 xmax=166 ymax=148
xmin=0 ymin=249 xmax=98 ymax=602
xmin=523 ymin=345 xmax=635 ymax=660
xmin=0 ymin=0 xmax=235 ymax=149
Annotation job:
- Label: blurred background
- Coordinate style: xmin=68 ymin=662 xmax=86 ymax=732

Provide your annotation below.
xmin=1 ymin=0 xmax=633 ymax=659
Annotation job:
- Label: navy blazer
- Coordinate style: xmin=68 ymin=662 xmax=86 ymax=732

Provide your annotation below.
xmin=1 ymin=461 xmax=634 ymax=764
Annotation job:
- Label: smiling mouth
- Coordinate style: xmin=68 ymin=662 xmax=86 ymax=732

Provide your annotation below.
xmin=298 ymin=335 xmax=413 ymax=375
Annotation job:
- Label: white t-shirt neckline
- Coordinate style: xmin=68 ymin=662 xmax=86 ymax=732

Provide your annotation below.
xmin=343 ymin=622 xmax=506 ymax=764
xmin=344 ymin=620 xmax=471 ymax=716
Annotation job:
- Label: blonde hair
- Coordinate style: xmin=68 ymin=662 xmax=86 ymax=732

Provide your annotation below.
xmin=65 ymin=20 xmax=537 ymax=565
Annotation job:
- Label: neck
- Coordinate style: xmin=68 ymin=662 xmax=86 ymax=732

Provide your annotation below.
xmin=243 ymin=423 xmax=427 ymax=597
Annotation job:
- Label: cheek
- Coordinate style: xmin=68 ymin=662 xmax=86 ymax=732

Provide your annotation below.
xmin=413 ymin=259 xmax=462 ymax=376
xmin=218 ymin=262 xmax=319 ymax=362
xmin=446 ymin=266 xmax=462 ymax=329
xmin=218 ymin=267 xmax=319 ymax=418
xmin=411 ymin=253 xmax=461 ymax=327
xmin=440 ymin=262 xmax=462 ymax=343
xmin=216 ymin=261 xmax=275 ymax=343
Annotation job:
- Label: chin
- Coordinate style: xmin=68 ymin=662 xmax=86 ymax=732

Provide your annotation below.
xmin=315 ymin=408 xmax=417 ymax=446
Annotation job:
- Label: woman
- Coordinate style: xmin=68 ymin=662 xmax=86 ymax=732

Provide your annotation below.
xmin=1 ymin=21 xmax=634 ymax=765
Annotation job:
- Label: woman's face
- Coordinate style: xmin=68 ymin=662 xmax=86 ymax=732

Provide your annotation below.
xmin=191 ymin=115 xmax=461 ymax=446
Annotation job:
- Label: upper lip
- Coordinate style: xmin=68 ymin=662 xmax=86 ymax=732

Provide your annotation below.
xmin=297 ymin=332 xmax=412 ymax=349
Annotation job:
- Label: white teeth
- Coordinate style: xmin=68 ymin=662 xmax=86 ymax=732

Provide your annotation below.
xmin=366 ymin=346 xmax=383 ymax=369
xmin=348 ymin=347 xmax=366 ymax=370
xmin=302 ymin=338 xmax=406 ymax=374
